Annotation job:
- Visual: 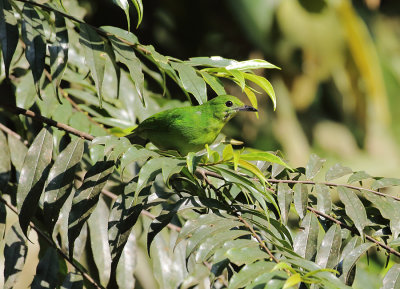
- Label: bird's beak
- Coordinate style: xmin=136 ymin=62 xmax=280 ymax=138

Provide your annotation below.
xmin=237 ymin=105 xmax=258 ymax=112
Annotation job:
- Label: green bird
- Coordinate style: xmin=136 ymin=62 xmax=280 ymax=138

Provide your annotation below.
xmin=127 ymin=95 xmax=257 ymax=155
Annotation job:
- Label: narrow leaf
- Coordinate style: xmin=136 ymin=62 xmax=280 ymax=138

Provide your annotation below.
xmin=240 ymin=151 xmax=291 ymax=170
xmin=0 ymin=0 xmax=19 ymax=77
xmin=107 ymin=33 xmax=144 ymax=103
xmin=79 ymin=23 xmax=106 ymax=106
xmin=228 ymin=261 xmax=276 ymax=289
xmin=277 ymin=182 xmax=292 ymax=225
xmin=325 ymin=163 xmax=352 ymax=181
xmin=315 ymin=224 xmax=342 ymax=269
xmin=116 ymin=232 xmax=136 ymax=289
xmin=293 ymin=212 xmax=319 ymax=260
xmin=243 ymin=73 xmax=276 ymax=110
xmin=130 ymin=0 xmax=143 ymax=28
xmin=371 ymin=178 xmax=400 ymax=190
xmin=17 ymin=127 xmax=53 ymax=236
xmin=49 ymin=11 xmax=69 ymax=101
xmin=340 ymin=243 xmax=374 ymax=285
xmin=337 ymin=187 xmax=368 ymax=238
xmin=108 ymin=185 xmax=142 ymax=272
xmin=305 ymin=154 xmax=325 ymax=180
xmin=21 ymin=4 xmax=46 ymax=97
xmin=382 ymin=264 xmax=400 ymax=289
xmin=43 ymin=138 xmax=84 ymax=233
xmin=171 ymin=62 xmax=207 ymax=104
xmin=200 ymin=70 xmax=226 ymax=95
xmin=88 ymin=197 xmax=111 ymax=287
xmin=226 ymin=59 xmax=280 ymax=71
xmin=364 ymin=192 xmax=400 ymax=239
xmin=113 ymin=0 xmax=131 ymax=31
xmin=68 ymin=149 xmax=116 ymax=257
xmin=293 ymin=183 xmax=308 ymax=219
xmin=316 ymin=183 xmax=332 ymax=215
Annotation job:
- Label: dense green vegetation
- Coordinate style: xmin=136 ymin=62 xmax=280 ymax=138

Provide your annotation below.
xmin=1 ymin=0 xmax=400 ymax=288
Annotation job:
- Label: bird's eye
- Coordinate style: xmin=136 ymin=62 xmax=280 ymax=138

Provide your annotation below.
xmin=225 ymin=101 xmax=233 ymax=107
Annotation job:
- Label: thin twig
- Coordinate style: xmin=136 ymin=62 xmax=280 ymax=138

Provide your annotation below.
xmin=0 ymin=197 xmax=104 ymax=289
xmin=1 ymin=105 xmax=94 ymax=141
xmin=0 ymin=122 xmax=28 ymax=145
xmin=267 ymin=178 xmax=400 ymax=201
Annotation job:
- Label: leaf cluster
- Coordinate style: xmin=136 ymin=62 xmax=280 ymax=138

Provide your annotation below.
xmin=1 ymin=1 xmax=400 ymax=289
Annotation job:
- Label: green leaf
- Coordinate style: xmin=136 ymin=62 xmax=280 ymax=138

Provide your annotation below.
xmin=228 ymin=261 xmax=276 ymax=289
xmin=68 ymin=149 xmax=116 ymax=257
xmin=106 ymin=31 xmax=144 ymax=103
xmin=293 ymin=183 xmax=308 ymax=219
xmin=305 ymin=154 xmax=325 ymax=180
xmin=31 ymin=248 xmax=59 ymax=289
xmin=43 ymin=138 xmax=84 ymax=233
xmin=226 ymin=245 xmax=270 ymax=266
xmin=79 ymin=23 xmax=106 ymax=106
xmin=316 ymin=183 xmax=332 ymax=215
xmin=8 ymin=134 xmax=27 ymax=177
xmin=134 ymin=157 xmax=163 ymax=201
xmin=337 ymin=187 xmax=368 ymax=238
xmin=196 ymin=230 xmax=250 ymax=263
xmin=240 ymin=150 xmax=292 ymax=170
xmin=61 ymin=272 xmax=83 ymax=289
xmin=325 ymin=164 xmax=352 ymax=181
xmin=200 ymin=70 xmax=226 ymax=95
xmin=88 ymin=197 xmax=111 ymax=287
xmin=185 ymin=216 xmax=242 ymax=259
xmin=0 ymin=130 xmax=11 ymax=190
xmin=4 ymin=224 xmax=27 ymax=289
xmin=161 ymin=158 xmax=185 ymax=185
xmin=228 ymin=69 xmax=246 ymax=90
xmin=49 ymin=11 xmax=69 ymax=101
xmin=151 ymin=232 xmax=185 ymax=289
xmin=113 ymin=0 xmax=131 ymax=31
xmin=188 ymin=56 xmax=235 ymax=67
xmin=226 ymin=59 xmax=280 ymax=70
xmin=21 ymin=4 xmax=46 ymax=97
xmin=293 ymin=212 xmax=319 ymax=260
xmin=277 ymin=182 xmax=292 ymax=225
xmin=0 ymin=0 xmax=19 ymax=77
xmin=347 ymin=171 xmax=371 ymax=184
xmin=171 ymin=62 xmax=207 ymax=104
xmin=364 ymin=192 xmax=400 ymax=239
xmin=283 ymin=273 xmax=301 ymax=289
xmin=147 ymin=199 xmax=187 ymax=252
xmin=17 ymin=127 xmax=53 ymax=237
xmin=244 ymin=87 xmax=259 ymax=118
xmin=243 ymin=73 xmax=276 ymax=110
xmin=120 ymin=147 xmax=159 ymax=175
xmin=382 ymin=264 xmax=400 ymax=289
xmin=371 ymin=178 xmax=400 ymax=190
xmin=340 ymin=242 xmax=374 ymax=285
xmin=315 ymin=224 xmax=342 ymax=269
xmin=101 ymin=25 xmax=139 ymax=44
xmin=130 ymin=0 xmax=143 ymax=28
xmin=116 ymin=232 xmax=136 ymax=289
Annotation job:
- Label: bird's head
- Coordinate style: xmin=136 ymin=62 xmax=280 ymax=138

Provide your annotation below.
xmin=207 ymin=95 xmax=257 ymax=122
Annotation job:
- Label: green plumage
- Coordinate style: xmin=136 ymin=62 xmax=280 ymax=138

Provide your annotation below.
xmin=127 ymin=95 xmax=257 ymax=155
